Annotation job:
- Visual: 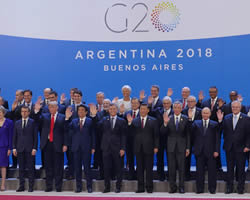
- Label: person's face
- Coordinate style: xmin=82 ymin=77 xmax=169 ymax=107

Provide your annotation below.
xmin=44 ymin=90 xmax=50 ymax=99
xmin=96 ymin=94 xmax=104 ymax=105
xmin=78 ymin=107 xmax=87 ymax=118
xmin=202 ymin=109 xmax=211 ymax=120
xmin=163 ymin=100 xmax=171 ymax=110
xmin=182 ymin=89 xmax=190 ymax=99
xmin=173 ymin=104 xmax=182 ymax=115
xmin=70 ymin=90 xmax=75 ymax=98
xmin=229 ymin=91 xmax=238 ymax=101
xmin=24 ymin=92 xmax=32 ymax=103
xmin=21 ymin=108 xmax=30 ymax=119
xmin=122 ymin=88 xmax=131 ymax=98
xmin=16 ymin=91 xmax=23 ymax=102
xmin=74 ymin=93 xmax=82 ymax=104
xmin=48 ymin=94 xmax=57 ymax=102
xmin=0 ymin=110 xmax=4 ymax=119
xmin=140 ymin=105 xmax=149 ymax=117
xmin=48 ymin=104 xmax=58 ymax=115
xmin=131 ymin=99 xmax=140 ymax=110
xmin=231 ymin=102 xmax=241 ymax=115
xmin=109 ymin=105 xmax=118 ymax=117
xmin=209 ymin=88 xmax=218 ymax=99
xmin=187 ymin=98 xmax=196 ymax=109
xmin=151 ymin=87 xmax=159 ymax=98
xmin=103 ymin=101 xmax=111 ymax=111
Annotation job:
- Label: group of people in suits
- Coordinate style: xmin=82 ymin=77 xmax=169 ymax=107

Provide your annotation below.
xmin=0 ymin=85 xmax=249 ymax=194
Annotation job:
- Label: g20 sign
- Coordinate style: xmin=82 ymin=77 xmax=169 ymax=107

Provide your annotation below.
xmin=104 ymin=1 xmax=181 ymax=33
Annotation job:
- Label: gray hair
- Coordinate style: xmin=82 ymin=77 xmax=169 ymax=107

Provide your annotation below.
xmin=121 ymin=85 xmax=132 ymax=93
xmin=231 ymin=100 xmax=241 ymax=107
xmin=96 ymin=91 xmax=105 ymax=96
xmin=162 ymin=96 xmax=172 ymax=103
xmin=202 ymin=107 xmax=211 ymax=113
xmin=187 ymin=95 xmax=196 ymax=102
xmin=0 ymin=106 xmax=6 ymax=115
xmin=182 ymin=87 xmax=190 ymax=92
xmin=173 ymin=101 xmax=182 ymax=107
xmin=48 ymin=101 xmax=58 ymax=106
xmin=103 ymin=98 xmax=111 ymax=104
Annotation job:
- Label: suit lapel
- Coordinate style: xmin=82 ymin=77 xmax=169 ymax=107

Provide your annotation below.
xmin=234 ymin=114 xmax=242 ymax=131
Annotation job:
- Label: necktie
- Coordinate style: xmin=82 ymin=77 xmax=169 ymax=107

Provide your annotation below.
xmin=49 ymin=114 xmax=55 ymax=142
xmin=211 ymin=99 xmax=215 ymax=111
xmin=98 ymin=105 xmax=102 ymax=112
xmin=111 ymin=117 xmax=114 ymax=129
xmin=141 ymin=118 xmax=144 ymax=128
xmin=80 ymin=119 xmax=83 ymax=130
xmin=23 ymin=119 xmax=26 ymax=129
xmin=182 ymin=99 xmax=186 ymax=109
xmin=132 ymin=111 xmax=136 ymax=119
xmin=176 ymin=117 xmax=179 ymax=131
xmin=203 ymin=120 xmax=207 ymax=135
xmin=233 ymin=115 xmax=238 ymax=130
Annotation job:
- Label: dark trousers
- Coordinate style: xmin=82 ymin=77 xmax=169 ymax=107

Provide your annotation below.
xmin=12 ymin=154 xmax=18 ymax=167
xmin=225 ymin=150 xmax=246 ymax=191
xmin=157 ymin=134 xmax=167 ymax=177
xmin=168 ymin=148 xmax=186 ymax=190
xmin=17 ymin=152 xmax=35 ymax=189
xmin=196 ymin=153 xmax=216 ymax=192
xmin=103 ymin=150 xmax=123 ymax=189
xmin=44 ymin=141 xmax=64 ymax=190
xmin=93 ymin=132 xmax=104 ymax=178
xmin=66 ymin=147 xmax=74 ymax=177
xmin=74 ymin=149 xmax=92 ymax=190
xmin=136 ymin=149 xmax=154 ymax=191
xmin=126 ymin=136 xmax=135 ymax=177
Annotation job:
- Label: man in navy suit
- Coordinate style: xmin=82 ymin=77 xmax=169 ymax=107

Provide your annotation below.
xmin=41 ymin=88 xmax=52 ymax=108
xmin=192 ymin=107 xmax=220 ymax=194
xmin=180 ymin=87 xmax=191 ymax=109
xmin=13 ymin=106 xmax=38 ymax=192
xmin=127 ymin=103 xmax=159 ymax=193
xmin=182 ymin=95 xmax=202 ymax=180
xmin=42 ymin=91 xmax=66 ymax=114
xmin=149 ymin=96 xmax=173 ymax=181
xmin=161 ymin=101 xmax=190 ymax=193
xmin=91 ymin=103 xmax=127 ymax=193
xmin=217 ymin=100 xmax=250 ymax=194
xmin=65 ymin=104 xmax=95 ymax=193
xmin=70 ymin=90 xmax=87 ymax=119
xmin=34 ymin=101 xmax=68 ymax=192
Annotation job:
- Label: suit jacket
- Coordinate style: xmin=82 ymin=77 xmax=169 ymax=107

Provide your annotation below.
xmin=220 ymin=113 xmax=250 ymax=152
xmin=66 ymin=117 xmax=95 ymax=152
xmin=3 ymin=100 xmax=9 ymax=109
xmin=11 ymin=103 xmax=36 ymax=122
xmin=42 ymin=104 xmax=66 ymax=114
xmin=130 ymin=116 xmax=159 ymax=154
xmin=160 ymin=114 xmax=191 ymax=152
xmin=182 ymin=107 xmax=202 ymax=122
xmin=221 ymin=102 xmax=247 ymax=116
xmin=197 ymin=98 xmax=220 ymax=121
xmin=97 ymin=115 xmax=127 ymax=153
xmin=149 ymin=107 xmax=173 ymax=127
xmin=70 ymin=104 xmax=89 ymax=119
xmin=192 ymin=120 xmax=220 ymax=158
xmin=13 ymin=118 xmax=38 ymax=152
xmin=34 ymin=112 xmax=68 ymax=152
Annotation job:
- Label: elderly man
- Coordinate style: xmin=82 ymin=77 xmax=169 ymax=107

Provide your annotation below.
xmin=217 ymin=100 xmax=250 ymax=194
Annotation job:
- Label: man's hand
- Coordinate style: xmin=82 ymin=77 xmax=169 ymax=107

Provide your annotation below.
xmin=65 ymin=106 xmax=73 ymax=120
xmin=119 ymin=104 xmax=125 ymax=114
xmin=34 ymin=100 xmax=42 ymax=112
xmin=216 ymin=109 xmax=224 ymax=121
xmin=7 ymin=150 xmax=11 ymax=156
xmin=243 ymin=147 xmax=250 ymax=153
xmin=167 ymin=88 xmax=173 ymax=97
xmin=148 ymin=96 xmax=154 ymax=105
xmin=89 ymin=104 xmax=98 ymax=116
xmin=13 ymin=149 xmax=17 ymax=157
xmin=120 ymin=150 xmax=125 ymax=157
xmin=12 ymin=100 xmax=18 ymax=111
xmin=213 ymin=152 xmax=219 ymax=158
xmin=60 ymin=93 xmax=66 ymax=104
xmin=198 ymin=91 xmax=204 ymax=102
xmin=112 ymin=97 xmax=119 ymax=104
xmin=186 ymin=149 xmax=190 ymax=157
xmin=218 ymin=98 xmax=225 ymax=108
xmin=91 ymin=149 xmax=95 ymax=154
xmin=188 ymin=108 xmax=194 ymax=120
xmin=31 ymin=149 xmax=37 ymax=156
xmin=62 ymin=145 xmax=68 ymax=152
xmin=154 ymin=148 xmax=158 ymax=154
xmin=139 ymin=90 xmax=146 ymax=101
xmin=127 ymin=113 xmax=133 ymax=124
xmin=163 ymin=112 xmax=170 ymax=125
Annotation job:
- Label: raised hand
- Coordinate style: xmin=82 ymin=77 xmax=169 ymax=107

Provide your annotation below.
xmin=126 ymin=113 xmax=133 ymax=124
xmin=112 ymin=97 xmax=119 ymax=104
xmin=218 ymin=98 xmax=225 ymax=108
xmin=34 ymin=100 xmax=42 ymax=112
xmin=89 ymin=104 xmax=97 ymax=116
xmin=216 ymin=109 xmax=224 ymax=121
xmin=37 ymin=96 xmax=42 ymax=104
xmin=238 ymin=94 xmax=243 ymax=102
xmin=198 ymin=91 xmax=204 ymax=102
xmin=60 ymin=93 xmax=66 ymax=104
xmin=148 ymin=96 xmax=154 ymax=105
xmin=119 ymin=104 xmax=125 ymax=114
xmin=188 ymin=108 xmax=194 ymax=119
xmin=167 ymin=88 xmax=173 ymax=97
xmin=65 ymin=106 xmax=73 ymax=119
xmin=139 ymin=90 xmax=146 ymax=101
xmin=12 ymin=100 xmax=18 ymax=111
xmin=163 ymin=112 xmax=170 ymax=125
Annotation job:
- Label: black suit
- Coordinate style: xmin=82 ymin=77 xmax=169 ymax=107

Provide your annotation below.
xmin=160 ymin=114 xmax=190 ymax=191
xmin=97 ymin=115 xmax=127 ymax=190
xmin=3 ymin=100 xmax=9 ymax=109
xmin=130 ymin=116 xmax=159 ymax=191
xmin=182 ymin=107 xmax=202 ymax=178
xmin=34 ymin=112 xmax=68 ymax=191
xmin=221 ymin=102 xmax=247 ymax=116
xmin=13 ymin=118 xmax=38 ymax=189
xmin=220 ymin=113 xmax=250 ymax=192
xmin=192 ymin=120 xmax=220 ymax=192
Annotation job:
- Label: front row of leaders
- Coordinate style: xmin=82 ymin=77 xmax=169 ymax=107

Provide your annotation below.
xmin=0 ymin=99 xmax=249 ymax=194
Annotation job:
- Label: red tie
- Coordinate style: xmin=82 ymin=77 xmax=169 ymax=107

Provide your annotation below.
xmin=182 ymin=99 xmax=186 ymax=109
xmin=132 ymin=111 xmax=136 ymax=119
xmin=80 ymin=119 xmax=83 ymax=130
xmin=211 ymin=99 xmax=215 ymax=111
xmin=49 ymin=114 xmax=55 ymax=142
xmin=98 ymin=105 xmax=102 ymax=112
xmin=141 ymin=118 xmax=144 ymax=128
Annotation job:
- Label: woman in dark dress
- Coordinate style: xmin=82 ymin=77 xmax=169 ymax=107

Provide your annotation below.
xmin=0 ymin=106 xmax=13 ymax=191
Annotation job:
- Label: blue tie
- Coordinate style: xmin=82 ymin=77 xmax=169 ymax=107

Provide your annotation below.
xmin=176 ymin=117 xmax=179 ymax=131
xmin=233 ymin=115 xmax=238 ymax=130
xmin=111 ymin=117 xmax=114 ymax=129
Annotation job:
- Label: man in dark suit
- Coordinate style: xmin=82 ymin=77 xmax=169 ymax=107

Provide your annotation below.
xmin=149 ymin=96 xmax=173 ymax=181
xmin=65 ymin=104 xmax=95 ymax=193
xmin=34 ymin=101 xmax=68 ymax=192
xmin=160 ymin=101 xmax=190 ymax=193
xmin=41 ymin=88 xmax=52 ymax=108
xmin=127 ymin=103 xmax=159 ymax=193
xmin=91 ymin=103 xmax=126 ymax=193
xmin=180 ymin=87 xmax=191 ymax=109
xmin=192 ymin=107 xmax=220 ymax=194
xmin=13 ymin=106 xmax=38 ymax=192
xmin=60 ymin=88 xmax=78 ymax=107
xmin=182 ymin=95 xmax=202 ymax=180
xmin=217 ymin=100 xmax=250 ymax=194
xmin=96 ymin=91 xmax=105 ymax=112
xmin=70 ymin=90 xmax=87 ymax=119
xmin=42 ymin=91 xmax=66 ymax=114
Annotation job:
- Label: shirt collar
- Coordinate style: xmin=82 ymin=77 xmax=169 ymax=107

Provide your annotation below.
xmin=233 ymin=112 xmax=241 ymax=118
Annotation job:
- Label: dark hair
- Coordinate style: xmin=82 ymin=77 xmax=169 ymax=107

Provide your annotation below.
xmin=70 ymin=88 xmax=78 ymax=92
xmin=77 ymin=104 xmax=88 ymax=112
xmin=131 ymin=97 xmax=140 ymax=103
xmin=140 ymin=103 xmax=148 ymax=108
xmin=24 ymin=89 xmax=32 ymax=96
xmin=49 ymin=91 xmax=58 ymax=97
xmin=209 ymin=86 xmax=217 ymax=91
xmin=21 ymin=105 xmax=31 ymax=112
xmin=151 ymin=85 xmax=160 ymax=92
xmin=74 ymin=90 xmax=83 ymax=97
